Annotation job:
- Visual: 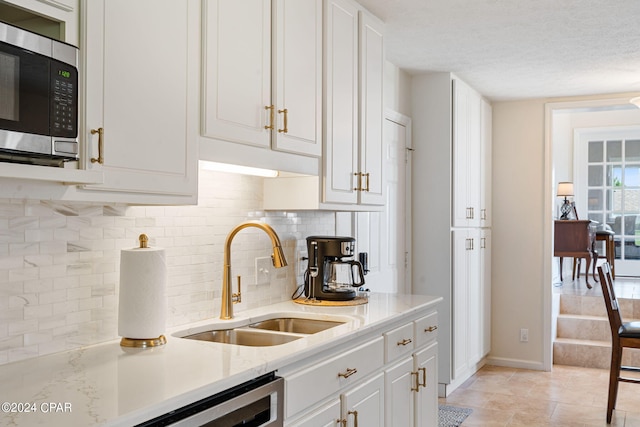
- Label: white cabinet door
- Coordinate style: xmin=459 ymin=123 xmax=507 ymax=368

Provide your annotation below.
xmin=272 ymin=0 xmax=322 ymax=156
xmin=323 ymin=0 xmax=359 ymax=204
xmin=452 ymin=228 xmax=482 ymax=378
xmin=385 ymin=357 xmax=414 ymax=427
xmin=82 ymin=0 xmax=198 ymax=201
xmin=202 ymin=0 xmax=322 ymax=156
xmin=286 ymin=399 xmax=340 ymax=427
xmin=341 ymin=372 xmax=384 ymax=427
xmin=452 ymin=79 xmax=482 ymax=227
xmin=480 ymin=98 xmax=492 ymax=227
xmin=480 ymin=228 xmax=492 ymax=358
xmin=357 ymin=9 xmax=384 ymax=205
xmin=414 ymin=342 xmax=438 ymax=427
xmin=202 ymin=0 xmax=271 ymax=148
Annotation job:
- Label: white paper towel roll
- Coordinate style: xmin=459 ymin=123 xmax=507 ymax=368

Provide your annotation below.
xmin=118 ymin=246 xmax=167 ymax=339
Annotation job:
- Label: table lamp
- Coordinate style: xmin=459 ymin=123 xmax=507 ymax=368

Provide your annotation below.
xmin=557 ymin=182 xmax=574 ymax=220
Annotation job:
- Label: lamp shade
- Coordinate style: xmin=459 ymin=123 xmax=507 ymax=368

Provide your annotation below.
xmin=557 ymin=182 xmax=574 ymax=197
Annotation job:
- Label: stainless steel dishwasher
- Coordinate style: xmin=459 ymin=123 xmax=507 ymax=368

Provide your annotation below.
xmin=136 ymin=372 xmax=284 ymax=426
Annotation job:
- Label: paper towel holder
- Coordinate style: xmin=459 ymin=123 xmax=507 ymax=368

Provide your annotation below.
xmin=120 ymin=335 xmax=167 ymax=348
xmin=119 ymin=234 xmax=167 ymax=348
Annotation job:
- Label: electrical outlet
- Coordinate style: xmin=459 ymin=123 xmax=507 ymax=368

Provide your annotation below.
xmin=520 ymin=328 xmax=529 ymax=342
xmin=296 ymin=250 xmax=308 ymax=276
xmin=255 ymin=256 xmax=272 ymax=285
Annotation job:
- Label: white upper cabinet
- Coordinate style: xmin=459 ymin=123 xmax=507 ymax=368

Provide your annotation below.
xmin=323 ymin=0 xmax=359 ymax=204
xmin=480 ymin=98 xmax=492 ymax=227
xmin=452 ymin=79 xmax=482 ymax=227
xmin=323 ymin=0 xmax=384 ymax=206
xmin=202 ymin=0 xmax=322 ymax=157
xmin=357 ymin=8 xmax=384 ymax=205
xmin=81 ymin=0 xmax=199 ymax=203
xmin=272 ymin=0 xmax=323 ymax=156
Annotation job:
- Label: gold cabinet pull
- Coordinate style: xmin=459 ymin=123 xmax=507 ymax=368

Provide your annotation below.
xmin=363 ymin=172 xmax=370 ymax=192
xmin=418 ymin=367 xmax=427 ymax=388
xmin=412 ymin=367 xmax=427 ymax=391
xmin=277 ymin=108 xmax=288 ymax=133
xmin=397 ymin=338 xmax=412 ymax=346
xmin=411 ymin=370 xmax=420 ymax=391
xmin=90 ymin=127 xmax=104 ymax=164
xmin=338 ymin=367 xmax=357 ymax=379
xmin=354 ymin=172 xmax=363 ymax=191
xmin=264 ymin=105 xmax=275 ymax=130
xmin=348 ymin=410 xmax=358 ymax=427
xmin=339 ymin=419 xmax=346 ymax=427
xmin=425 ymin=325 xmax=438 ymax=333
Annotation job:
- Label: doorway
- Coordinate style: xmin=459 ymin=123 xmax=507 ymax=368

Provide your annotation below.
xmin=545 ymin=97 xmax=640 ymax=370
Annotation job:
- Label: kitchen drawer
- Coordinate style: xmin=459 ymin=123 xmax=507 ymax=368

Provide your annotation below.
xmin=284 ymin=337 xmax=384 ymax=419
xmin=384 ymin=322 xmax=414 ymax=363
xmin=414 ymin=311 xmax=438 ymax=348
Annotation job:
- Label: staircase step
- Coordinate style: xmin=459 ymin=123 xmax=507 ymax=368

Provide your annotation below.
xmin=559 ymin=294 xmax=606 ymax=316
xmin=553 ymin=338 xmax=611 ymax=369
xmin=554 ymin=337 xmax=640 ymax=369
xmin=556 ymin=313 xmax=610 ymax=341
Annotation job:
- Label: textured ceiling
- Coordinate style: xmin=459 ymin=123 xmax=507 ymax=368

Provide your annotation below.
xmin=356 ymin=0 xmax=640 ymax=101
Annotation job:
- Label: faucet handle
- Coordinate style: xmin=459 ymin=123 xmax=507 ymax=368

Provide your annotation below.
xmin=232 ymin=275 xmax=242 ymax=304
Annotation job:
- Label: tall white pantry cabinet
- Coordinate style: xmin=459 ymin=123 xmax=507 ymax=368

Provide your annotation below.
xmin=411 ymin=72 xmax=492 ymax=397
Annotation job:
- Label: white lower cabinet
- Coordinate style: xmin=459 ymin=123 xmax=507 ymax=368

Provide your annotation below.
xmin=341 ymin=373 xmax=385 ymax=426
xmin=283 ymin=309 xmax=439 ymax=427
xmin=385 ymin=357 xmax=414 ymax=426
xmin=414 ymin=342 xmax=438 ymax=427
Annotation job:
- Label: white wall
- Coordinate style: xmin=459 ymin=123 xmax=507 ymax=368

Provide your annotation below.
xmin=491 ymin=99 xmax=548 ymax=368
xmin=490 ymin=92 xmax=640 ymax=370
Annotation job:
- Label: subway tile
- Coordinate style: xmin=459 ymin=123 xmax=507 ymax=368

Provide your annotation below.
xmin=0 ymin=173 xmax=336 ymax=364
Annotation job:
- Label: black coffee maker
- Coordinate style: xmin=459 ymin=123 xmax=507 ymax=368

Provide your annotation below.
xmin=304 ymin=236 xmax=366 ymax=301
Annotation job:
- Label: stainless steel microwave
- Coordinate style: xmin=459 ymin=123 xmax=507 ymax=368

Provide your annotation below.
xmin=0 ymin=21 xmax=79 ymax=167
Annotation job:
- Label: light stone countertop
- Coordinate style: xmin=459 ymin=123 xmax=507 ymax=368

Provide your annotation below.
xmin=0 ymin=293 xmax=442 ymax=426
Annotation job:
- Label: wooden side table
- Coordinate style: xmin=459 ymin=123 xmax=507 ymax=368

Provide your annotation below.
xmin=554 ymin=220 xmax=597 ymax=288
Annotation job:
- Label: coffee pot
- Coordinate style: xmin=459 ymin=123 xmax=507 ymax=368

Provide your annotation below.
xmin=304 ymin=236 xmax=366 ymax=301
xmin=324 ymin=260 xmax=365 ymax=292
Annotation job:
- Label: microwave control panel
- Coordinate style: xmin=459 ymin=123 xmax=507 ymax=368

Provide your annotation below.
xmin=50 ymin=60 xmax=78 ymax=138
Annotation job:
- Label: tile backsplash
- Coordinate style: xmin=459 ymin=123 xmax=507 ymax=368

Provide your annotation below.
xmin=0 ymin=167 xmax=335 ymax=365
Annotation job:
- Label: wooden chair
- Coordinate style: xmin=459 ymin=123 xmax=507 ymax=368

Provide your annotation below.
xmin=597 ymin=262 xmax=640 ymax=423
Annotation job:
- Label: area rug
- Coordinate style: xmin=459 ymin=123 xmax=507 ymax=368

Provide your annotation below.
xmin=439 ymin=404 xmax=473 ymax=426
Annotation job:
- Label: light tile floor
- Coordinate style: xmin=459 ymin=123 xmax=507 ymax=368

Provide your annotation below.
xmin=439 ymin=364 xmax=640 ymax=426
xmin=439 ymin=267 xmax=640 ymax=425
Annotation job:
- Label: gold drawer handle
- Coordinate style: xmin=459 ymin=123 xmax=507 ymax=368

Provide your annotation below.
xmin=338 ymin=367 xmax=357 ymax=379
xmin=90 ymin=127 xmax=104 ymax=164
xmin=397 ymin=338 xmax=412 ymax=346
xmin=425 ymin=325 xmax=438 ymax=333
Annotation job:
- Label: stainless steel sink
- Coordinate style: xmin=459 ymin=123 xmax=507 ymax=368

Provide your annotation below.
xmin=176 ymin=314 xmax=350 ymax=347
xmin=183 ymin=329 xmax=302 ymax=346
xmin=248 ymin=317 xmax=344 ymax=334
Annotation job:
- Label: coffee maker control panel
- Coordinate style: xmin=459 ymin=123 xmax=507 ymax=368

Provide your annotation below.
xmin=341 ymin=241 xmax=355 ymax=256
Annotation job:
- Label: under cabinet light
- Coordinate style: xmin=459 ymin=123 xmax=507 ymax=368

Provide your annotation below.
xmin=199 ymin=161 xmax=279 ymax=178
